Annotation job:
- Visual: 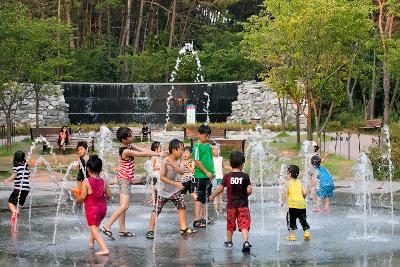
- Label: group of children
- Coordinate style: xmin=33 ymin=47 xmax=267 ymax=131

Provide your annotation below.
xmin=2 ymin=124 xmax=335 ymax=256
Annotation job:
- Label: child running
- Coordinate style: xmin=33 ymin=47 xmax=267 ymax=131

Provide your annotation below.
xmin=282 ymin=165 xmax=311 ymax=241
xmin=76 ymin=155 xmax=112 ymax=255
xmin=101 ymin=127 xmax=159 ymax=239
xmin=181 ymin=147 xmax=197 ymax=200
xmin=3 ymin=151 xmax=30 ymax=223
xmin=71 ymin=141 xmax=89 ymax=196
xmin=310 ymin=155 xmax=334 ymax=213
xmin=145 ymin=139 xmax=196 ymax=239
xmin=193 ymin=124 xmax=215 ymax=228
xmin=212 ymin=143 xmax=231 ymax=213
xmin=209 ymin=151 xmax=252 ymax=253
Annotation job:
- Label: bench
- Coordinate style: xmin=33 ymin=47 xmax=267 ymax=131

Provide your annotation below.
xmin=30 ymin=127 xmax=94 ymax=151
xmin=190 ymin=138 xmax=246 ymax=153
xmin=111 ymin=127 xmax=152 ymax=142
xmin=359 ymin=119 xmax=382 ymax=130
xmin=184 ymin=127 xmax=227 ymax=139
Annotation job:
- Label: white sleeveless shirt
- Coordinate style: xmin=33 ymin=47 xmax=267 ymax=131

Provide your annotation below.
xmin=213 ymin=156 xmax=224 ymax=179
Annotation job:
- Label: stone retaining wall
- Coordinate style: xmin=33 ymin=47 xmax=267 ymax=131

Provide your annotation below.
xmin=0 ymin=85 xmax=69 ymax=127
xmin=227 ymin=81 xmax=306 ymax=128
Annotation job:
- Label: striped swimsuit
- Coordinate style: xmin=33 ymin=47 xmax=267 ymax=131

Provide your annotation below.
xmin=117 ymin=146 xmax=135 ymax=182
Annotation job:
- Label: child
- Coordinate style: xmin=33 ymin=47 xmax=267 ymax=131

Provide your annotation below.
xmin=150 ymin=141 xmax=161 ymax=205
xmin=71 ymin=141 xmax=90 ymax=196
xmin=3 ymin=151 xmax=30 ymax=223
xmin=145 ymin=139 xmax=196 ymax=238
xmin=57 ymin=125 xmax=69 ymax=152
xmin=209 ymin=151 xmax=252 ymax=253
xmin=310 ymin=155 xmax=334 ymax=213
xmin=282 ymin=165 xmax=310 ymax=241
xmin=141 ymin=122 xmax=151 ymax=142
xmin=181 ymin=147 xmax=197 ymax=201
xmin=76 ymin=155 xmax=112 ymax=256
xmin=193 ymin=124 xmax=215 ymax=228
xmin=101 ymin=127 xmax=159 ymax=239
xmin=212 ymin=143 xmax=231 ymax=211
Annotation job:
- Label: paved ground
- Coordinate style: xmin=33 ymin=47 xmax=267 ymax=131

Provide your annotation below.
xmin=0 ymin=184 xmax=400 ymax=266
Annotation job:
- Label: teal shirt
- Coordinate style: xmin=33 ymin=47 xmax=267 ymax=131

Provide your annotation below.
xmin=193 ymin=142 xmax=215 ymax=178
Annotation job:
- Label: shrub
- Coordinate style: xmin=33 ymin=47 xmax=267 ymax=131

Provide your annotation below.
xmin=325 ymin=121 xmax=342 ymax=132
xmin=367 ymin=123 xmax=400 ymax=181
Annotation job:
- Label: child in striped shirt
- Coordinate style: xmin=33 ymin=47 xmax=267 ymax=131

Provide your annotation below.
xmin=3 ymin=151 xmax=30 ymax=223
xmin=101 ymin=127 xmax=159 ymax=239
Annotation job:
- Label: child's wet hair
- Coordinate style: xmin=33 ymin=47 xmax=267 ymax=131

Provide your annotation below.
xmin=198 ymin=124 xmax=211 ymax=135
xmin=151 ymin=141 xmax=160 ymax=151
xmin=169 ymin=139 xmax=183 ymax=153
xmin=76 ymin=141 xmax=88 ymax=150
xmin=184 ymin=146 xmax=192 ymax=154
xmin=311 ymin=155 xmax=321 ymax=168
xmin=86 ymin=155 xmax=102 ymax=174
xmin=229 ymin=151 xmax=245 ymax=168
xmin=116 ymin=127 xmax=132 ymax=142
xmin=287 ymin=165 xmax=300 ymax=179
xmin=13 ymin=150 xmax=26 ymax=167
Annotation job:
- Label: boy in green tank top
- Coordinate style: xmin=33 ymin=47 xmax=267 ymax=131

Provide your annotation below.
xmin=192 ymin=124 xmax=215 ymax=228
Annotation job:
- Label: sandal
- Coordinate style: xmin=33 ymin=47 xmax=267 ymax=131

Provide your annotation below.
xmin=119 ymin=231 xmax=136 ymax=237
xmin=193 ymin=220 xmax=206 ymax=228
xmin=224 ymin=241 xmax=233 ymax=248
xmin=145 ymin=231 xmax=154 ymax=239
xmin=101 ymin=226 xmax=115 ymax=240
xmin=180 ymin=227 xmax=197 ymax=235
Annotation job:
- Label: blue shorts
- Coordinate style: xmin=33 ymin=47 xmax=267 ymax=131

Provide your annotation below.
xmin=216 ymin=178 xmax=222 ymax=185
xmin=317 ymin=185 xmax=334 ymax=199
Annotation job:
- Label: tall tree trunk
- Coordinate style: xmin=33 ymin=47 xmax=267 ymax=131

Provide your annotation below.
xmin=296 ymin=102 xmax=301 ymax=145
xmin=346 ymin=77 xmax=357 ymax=110
xmin=134 ymin=0 xmax=145 ymax=52
xmin=383 ymin=59 xmax=390 ymax=124
xmin=278 ymin=98 xmax=288 ymax=131
xmin=40 ymin=0 xmax=46 ymax=18
xmin=6 ymin=113 xmax=12 ymax=152
xmin=107 ymin=6 xmax=111 ymax=36
xmin=370 ymin=50 xmax=377 ymax=119
xmin=168 ymin=0 xmax=177 ymax=48
xmin=306 ymin=91 xmax=313 ymax=141
xmin=124 ymin=0 xmax=133 ymax=47
xmin=66 ymin=0 xmax=76 ymax=49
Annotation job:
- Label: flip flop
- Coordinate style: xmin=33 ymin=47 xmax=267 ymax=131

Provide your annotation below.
xmin=101 ymin=226 xmax=115 ymax=240
xmin=119 ymin=231 xmax=136 ymax=237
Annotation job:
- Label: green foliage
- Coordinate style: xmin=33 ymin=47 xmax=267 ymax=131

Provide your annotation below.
xmin=368 ymin=123 xmax=400 ymax=181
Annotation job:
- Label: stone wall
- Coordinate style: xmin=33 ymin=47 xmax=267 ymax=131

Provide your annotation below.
xmin=227 ymin=81 xmax=306 ymax=128
xmin=0 ymin=85 xmax=69 ymax=127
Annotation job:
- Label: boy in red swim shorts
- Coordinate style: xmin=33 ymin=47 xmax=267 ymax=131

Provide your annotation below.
xmin=209 ymin=151 xmax=253 ymax=253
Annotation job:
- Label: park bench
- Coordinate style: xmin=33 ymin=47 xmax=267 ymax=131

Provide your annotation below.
xmin=183 ymin=127 xmax=227 ymax=139
xmin=359 ymin=119 xmax=383 ymax=130
xmin=184 ymin=127 xmax=245 ymax=152
xmin=30 ymin=127 xmax=94 ymax=151
xmin=111 ymin=127 xmax=152 ymax=141
xmin=190 ymin=138 xmax=246 ymax=152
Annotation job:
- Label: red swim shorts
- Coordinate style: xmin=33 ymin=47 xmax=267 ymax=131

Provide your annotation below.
xmin=226 ymin=207 xmax=251 ymax=232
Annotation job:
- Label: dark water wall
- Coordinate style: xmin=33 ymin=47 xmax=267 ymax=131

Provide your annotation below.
xmin=61 ymin=82 xmax=240 ymax=124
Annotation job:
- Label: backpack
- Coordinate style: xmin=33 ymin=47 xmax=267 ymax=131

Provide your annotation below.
xmin=317 ymin=166 xmax=334 ymax=187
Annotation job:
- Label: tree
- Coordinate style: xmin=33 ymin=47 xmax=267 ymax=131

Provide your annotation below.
xmin=242 ymin=0 xmax=371 ymax=142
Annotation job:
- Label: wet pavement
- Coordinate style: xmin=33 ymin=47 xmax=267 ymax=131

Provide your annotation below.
xmin=1 ymin=187 xmax=400 ymax=266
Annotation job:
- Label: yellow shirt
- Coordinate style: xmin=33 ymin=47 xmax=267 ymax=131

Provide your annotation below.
xmin=287 ymin=179 xmax=306 ymax=209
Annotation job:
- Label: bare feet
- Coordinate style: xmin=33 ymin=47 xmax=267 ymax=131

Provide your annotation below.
xmin=88 ymin=240 xmax=94 ymax=249
xmin=95 ymin=250 xmax=109 ymax=256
